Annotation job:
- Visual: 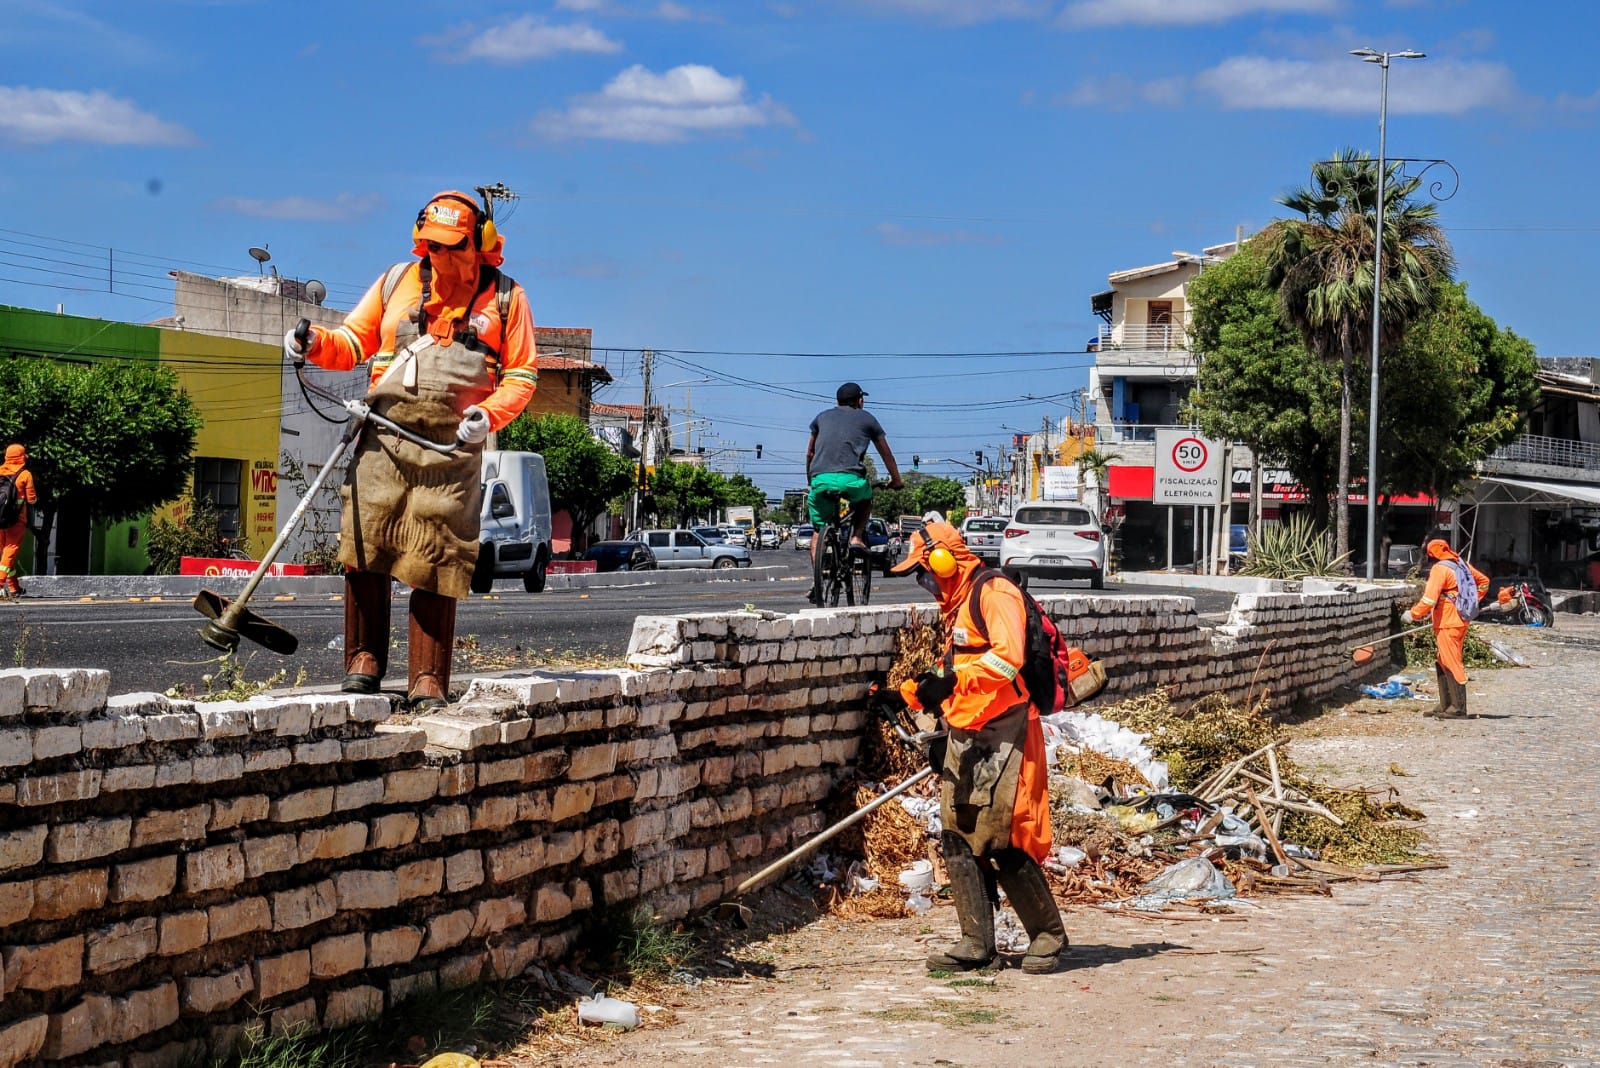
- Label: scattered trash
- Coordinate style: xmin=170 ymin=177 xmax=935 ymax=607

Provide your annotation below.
xmin=896 ymin=859 xmax=934 ymax=892
xmin=419 ymin=1056 xmax=481 ymax=1068
xmin=1120 ymin=857 xmax=1236 ymax=912
xmin=1452 ymin=809 xmax=1479 ymax=820
xmin=994 ymin=909 xmax=1029 ymax=952
xmin=1055 ymin=846 xmax=1087 ymax=868
xmin=577 ymin=993 xmax=640 ymax=1031
xmin=1360 ymin=678 xmax=1415 ymax=700
xmin=905 ymin=892 xmax=932 ymax=915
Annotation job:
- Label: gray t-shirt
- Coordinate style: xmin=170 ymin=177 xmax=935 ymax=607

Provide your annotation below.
xmin=809 ymin=406 xmax=885 ymax=478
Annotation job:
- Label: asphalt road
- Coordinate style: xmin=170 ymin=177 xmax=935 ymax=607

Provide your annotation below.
xmin=0 ymin=553 xmax=1237 ymax=698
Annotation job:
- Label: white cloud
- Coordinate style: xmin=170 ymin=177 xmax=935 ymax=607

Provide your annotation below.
xmin=1193 ymin=55 xmax=1517 ymax=114
xmin=553 ymin=0 xmax=717 ymax=18
xmin=842 ymin=0 xmax=1052 ymax=25
xmin=0 ymin=86 xmax=193 ymax=145
xmin=1057 ymin=74 xmax=1187 ymax=108
xmin=873 ymin=222 xmax=1003 ymax=247
xmin=1059 ymin=0 xmax=1336 ymax=26
xmin=532 ymin=64 xmax=795 ymax=143
xmin=555 ymin=0 xmax=608 ymax=9
xmin=212 ymin=193 xmax=382 ymax=221
xmin=450 ymin=15 xmax=622 ymax=62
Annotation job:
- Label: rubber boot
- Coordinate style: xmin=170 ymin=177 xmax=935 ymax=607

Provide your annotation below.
xmin=1448 ymin=674 xmax=1470 ymax=719
xmin=993 ymin=848 xmax=1067 ymax=974
xmin=926 ymin=832 xmax=997 ymax=972
xmin=406 ymin=589 xmax=456 ymax=712
xmin=1423 ymin=664 xmax=1451 ymax=718
xmin=341 ymin=571 xmax=390 ymax=694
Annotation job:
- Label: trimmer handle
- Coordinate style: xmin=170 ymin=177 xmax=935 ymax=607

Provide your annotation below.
xmin=289 ymin=318 xmax=312 ymax=368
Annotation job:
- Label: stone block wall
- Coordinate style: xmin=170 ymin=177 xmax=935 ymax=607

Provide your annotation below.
xmin=0 ymin=588 xmax=1397 ymax=1065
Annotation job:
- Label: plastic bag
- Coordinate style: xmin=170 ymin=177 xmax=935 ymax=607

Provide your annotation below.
xmin=1121 ymin=857 xmax=1236 ymax=912
xmin=1360 ymin=679 xmax=1415 ymax=700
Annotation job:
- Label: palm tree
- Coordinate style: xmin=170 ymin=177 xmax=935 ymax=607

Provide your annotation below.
xmin=1075 ymin=446 xmax=1119 ymax=524
xmin=1260 ymin=149 xmax=1454 ymax=564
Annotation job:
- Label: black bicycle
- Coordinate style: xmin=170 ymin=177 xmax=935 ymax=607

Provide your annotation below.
xmin=812 ymin=489 xmax=873 ymax=607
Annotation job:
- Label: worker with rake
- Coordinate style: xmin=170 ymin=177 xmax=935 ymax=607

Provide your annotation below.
xmin=893 ymin=518 xmax=1067 ymax=974
xmin=1408 ymin=538 xmax=1489 ymax=719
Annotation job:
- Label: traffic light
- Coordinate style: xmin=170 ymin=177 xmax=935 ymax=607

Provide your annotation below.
xmin=975 ymin=450 xmax=984 ymax=465
xmin=755 ymin=444 xmax=763 ymax=459
xmin=912 ymin=455 xmax=921 ymax=468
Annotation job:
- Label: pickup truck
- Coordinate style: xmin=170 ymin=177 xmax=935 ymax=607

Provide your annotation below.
xmin=630 ymin=529 xmax=752 ymax=569
xmin=961 ymin=516 xmax=1007 ymax=565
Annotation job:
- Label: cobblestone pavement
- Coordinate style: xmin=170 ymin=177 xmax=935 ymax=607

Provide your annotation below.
xmin=542 ymin=619 xmax=1600 ymax=1068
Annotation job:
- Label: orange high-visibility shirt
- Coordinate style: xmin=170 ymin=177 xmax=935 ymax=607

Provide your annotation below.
xmin=306 ymin=262 xmax=536 ymax=430
xmin=1409 ymin=557 xmax=1490 ymax=630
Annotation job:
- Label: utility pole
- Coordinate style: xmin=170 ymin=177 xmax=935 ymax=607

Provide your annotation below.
xmin=635 ymin=349 xmax=653 ymax=532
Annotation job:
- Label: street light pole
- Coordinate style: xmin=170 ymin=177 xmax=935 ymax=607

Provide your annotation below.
xmin=1351 ymin=47 xmax=1424 ymax=579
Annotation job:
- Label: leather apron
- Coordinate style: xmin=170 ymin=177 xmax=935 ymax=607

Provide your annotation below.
xmin=338 ymin=305 xmax=491 ymax=601
xmin=939 ymin=698 xmax=1030 ymax=857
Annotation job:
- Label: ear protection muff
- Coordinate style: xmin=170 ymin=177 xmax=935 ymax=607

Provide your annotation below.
xmin=915 ymin=522 xmax=958 ymax=578
xmin=413 ymin=192 xmax=496 ymax=250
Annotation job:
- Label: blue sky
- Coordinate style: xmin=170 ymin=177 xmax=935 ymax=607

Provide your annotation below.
xmin=2 ymin=0 xmax=1596 ymax=497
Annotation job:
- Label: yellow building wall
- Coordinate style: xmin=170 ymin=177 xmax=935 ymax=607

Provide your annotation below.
xmin=155 ymin=330 xmax=283 ymax=555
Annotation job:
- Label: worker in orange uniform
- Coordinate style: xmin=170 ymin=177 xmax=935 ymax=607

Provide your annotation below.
xmin=285 ymin=190 xmax=537 ymax=710
xmin=894 ymin=518 xmax=1066 ymax=974
xmin=0 ymin=444 xmax=38 ymax=599
xmin=1408 ymin=537 xmax=1489 ymax=719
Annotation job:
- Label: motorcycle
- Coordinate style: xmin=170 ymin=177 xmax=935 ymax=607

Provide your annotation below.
xmin=1489 ymin=579 xmax=1555 ymax=628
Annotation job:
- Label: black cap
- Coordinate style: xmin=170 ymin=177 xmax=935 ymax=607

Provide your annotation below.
xmin=837 ymin=382 xmax=867 ymax=404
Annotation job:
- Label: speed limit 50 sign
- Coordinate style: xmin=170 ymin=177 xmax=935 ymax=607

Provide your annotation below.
xmin=1153 ymin=429 xmax=1226 ymax=505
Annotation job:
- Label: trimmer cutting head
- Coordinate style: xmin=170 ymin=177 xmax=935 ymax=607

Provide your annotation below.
xmin=193 ymin=589 xmax=299 ymax=656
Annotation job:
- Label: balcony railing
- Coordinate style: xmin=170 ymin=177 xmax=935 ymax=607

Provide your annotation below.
xmin=1099 ymin=423 xmax=1197 ymax=444
xmin=1487 ymin=434 xmax=1600 ymax=472
xmin=1097 ymin=322 xmax=1191 ymax=351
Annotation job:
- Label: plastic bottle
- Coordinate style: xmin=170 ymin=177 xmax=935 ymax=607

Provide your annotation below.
xmin=905 ymin=892 xmax=932 ymax=915
xmin=577 ymin=994 xmax=640 ymax=1030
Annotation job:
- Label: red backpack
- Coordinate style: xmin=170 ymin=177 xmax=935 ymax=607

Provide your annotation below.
xmin=964 ymin=568 xmax=1106 ymax=713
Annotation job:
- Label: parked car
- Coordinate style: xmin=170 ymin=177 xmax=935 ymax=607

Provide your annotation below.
xmin=721 ymin=526 xmax=749 ymax=548
xmin=630 ymin=529 xmax=751 ymax=568
xmin=1386 ymin=543 xmax=1422 ymax=579
xmin=582 ymin=540 xmax=657 ymax=573
xmin=756 ymin=525 xmax=781 ymax=550
xmin=1229 ymin=523 xmax=1249 ymax=567
xmin=961 ymin=516 xmax=1008 ymax=565
xmin=863 ymin=517 xmax=901 ymax=574
xmin=999 ymin=504 xmax=1106 ymax=589
xmin=472 ymin=451 xmax=553 ymax=594
xmin=693 ymin=526 xmax=728 ymax=545
xmin=793 ymin=524 xmax=814 ymax=550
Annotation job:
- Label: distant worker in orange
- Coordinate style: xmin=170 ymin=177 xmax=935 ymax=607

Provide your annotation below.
xmin=285 ymin=190 xmax=537 ymax=710
xmin=895 ymin=518 xmax=1066 ymax=974
xmin=1407 ymin=537 xmax=1489 ymax=719
xmin=0 ymin=444 xmax=38 ymax=600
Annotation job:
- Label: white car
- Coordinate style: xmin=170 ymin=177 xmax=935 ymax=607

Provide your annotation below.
xmin=999 ymin=504 xmax=1106 ymax=589
xmin=756 ymin=526 xmax=781 ymax=549
xmin=793 ymin=525 xmax=814 ymax=550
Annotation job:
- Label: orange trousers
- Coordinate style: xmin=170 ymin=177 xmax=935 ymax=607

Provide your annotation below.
xmin=1434 ymin=621 xmax=1467 ymax=684
xmin=0 ymin=520 xmax=25 ymax=590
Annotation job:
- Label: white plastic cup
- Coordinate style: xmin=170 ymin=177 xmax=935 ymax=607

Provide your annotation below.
xmin=577 ymin=994 xmax=640 ymax=1030
xmin=897 ymin=859 xmax=935 ymax=891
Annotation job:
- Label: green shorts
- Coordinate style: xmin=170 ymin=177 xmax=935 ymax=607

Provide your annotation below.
xmin=807 ymin=472 xmax=872 ymax=528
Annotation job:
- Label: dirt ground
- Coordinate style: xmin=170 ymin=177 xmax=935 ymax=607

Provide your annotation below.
xmin=478 ymin=616 xmax=1598 ymax=1068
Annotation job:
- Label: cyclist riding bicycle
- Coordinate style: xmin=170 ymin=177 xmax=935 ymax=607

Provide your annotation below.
xmin=805 ymin=382 xmax=903 ymax=604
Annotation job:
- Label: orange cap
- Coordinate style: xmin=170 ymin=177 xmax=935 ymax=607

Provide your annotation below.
xmin=3 ymin=444 xmax=24 ymax=465
xmin=416 ymin=191 xmax=480 ymax=246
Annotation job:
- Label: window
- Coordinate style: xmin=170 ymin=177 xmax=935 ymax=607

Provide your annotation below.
xmin=675 ymin=531 xmax=702 ymax=548
xmin=647 ymin=532 xmax=670 ymax=548
xmin=194 ymin=457 xmax=243 ymax=539
xmin=965 ymin=518 xmax=1007 ymax=533
xmin=1015 ymin=507 xmax=1092 ymax=527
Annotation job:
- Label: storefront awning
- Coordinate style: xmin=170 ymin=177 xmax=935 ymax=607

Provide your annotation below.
xmin=1475 ymin=476 xmax=1600 ymax=507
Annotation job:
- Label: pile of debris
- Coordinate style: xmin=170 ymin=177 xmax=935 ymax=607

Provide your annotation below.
xmin=821 ymin=627 xmax=1439 ymax=919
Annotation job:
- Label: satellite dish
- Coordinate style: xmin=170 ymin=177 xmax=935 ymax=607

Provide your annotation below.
xmin=248 ymin=246 xmax=271 ymax=276
xmin=305 ymin=279 xmax=327 ymax=306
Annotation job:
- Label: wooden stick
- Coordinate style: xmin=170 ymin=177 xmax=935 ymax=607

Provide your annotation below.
xmin=1368 ymin=861 xmax=1450 ymax=875
xmin=1103 ymin=909 xmax=1248 ymax=923
xmin=1246 ymin=784 xmax=1291 ymax=869
xmin=1265 ymin=747 xmax=1284 ymax=837
xmin=1198 ymin=740 xmax=1281 ymax=801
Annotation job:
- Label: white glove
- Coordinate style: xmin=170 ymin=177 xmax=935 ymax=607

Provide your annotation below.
xmin=457 ymin=405 xmax=491 ymax=445
xmin=283 ymin=327 xmax=318 ymax=363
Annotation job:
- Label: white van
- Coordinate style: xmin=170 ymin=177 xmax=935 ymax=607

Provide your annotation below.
xmin=473 ymin=451 xmax=554 ymax=593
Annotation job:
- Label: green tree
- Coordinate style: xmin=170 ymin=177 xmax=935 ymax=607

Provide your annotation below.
xmin=1261 ymin=149 xmax=1454 ymax=561
xmin=0 ymin=357 xmax=201 ymax=570
xmin=1186 ymin=242 xmax=1340 ymax=521
xmin=497 ymin=413 xmax=634 ymax=553
xmin=1375 ymin=282 xmax=1539 ymax=507
xmin=1075 ymin=447 xmax=1121 ymax=523
xmin=649 ymin=458 xmax=729 ymax=527
xmin=915 ymin=476 xmax=966 ymax=519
